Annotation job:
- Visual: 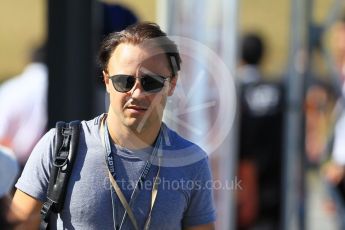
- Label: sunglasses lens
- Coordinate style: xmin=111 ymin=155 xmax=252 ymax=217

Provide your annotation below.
xmin=111 ymin=75 xmax=135 ymax=92
xmin=110 ymin=74 xmax=168 ymax=93
xmin=141 ymin=75 xmax=165 ymax=92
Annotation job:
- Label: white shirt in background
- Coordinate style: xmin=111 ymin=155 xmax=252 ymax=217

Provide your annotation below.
xmin=0 ymin=63 xmax=48 ymax=165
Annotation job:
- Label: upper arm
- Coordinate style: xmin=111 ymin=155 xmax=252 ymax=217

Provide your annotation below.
xmin=183 ymin=223 xmax=215 ymax=230
xmin=8 ymin=189 xmax=42 ymax=229
xmin=8 ymin=129 xmax=55 ymax=229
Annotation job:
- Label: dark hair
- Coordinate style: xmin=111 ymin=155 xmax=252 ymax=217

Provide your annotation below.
xmin=98 ymin=22 xmax=181 ymax=76
xmin=241 ymin=33 xmax=265 ymax=65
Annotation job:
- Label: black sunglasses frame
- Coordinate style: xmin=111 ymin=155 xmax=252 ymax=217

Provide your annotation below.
xmin=108 ymin=74 xmax=171 ymax=93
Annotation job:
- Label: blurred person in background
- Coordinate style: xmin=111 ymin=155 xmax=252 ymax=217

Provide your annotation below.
xmin=236 ymin=32 xmax=264 ymax=229
xmin=322 ymin=16 xmax=345 ymax=228
xmin=0 ymin=145 xmax=19 ymax=229
xmin=304 ymin=82 xmax=335 ymax=165
xmin=0 ymin=44 xmax=47 ymax=167
xmin=323 ymin=16 xmax=345 ymax=197
xmin=237 ymin=32 xmax=284 ymax=230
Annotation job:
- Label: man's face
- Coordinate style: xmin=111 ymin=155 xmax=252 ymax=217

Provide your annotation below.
xmin=104 ymin=43 xmax=177 ymax=132
xmin=332 ymin=23 xmax=345 ymax=58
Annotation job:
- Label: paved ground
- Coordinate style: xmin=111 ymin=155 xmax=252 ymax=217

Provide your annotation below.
xmin=306 ymin=169 xmax=339 ymax=230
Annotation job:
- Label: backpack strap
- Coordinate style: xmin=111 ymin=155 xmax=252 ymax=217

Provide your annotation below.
xmin=40 ymin=121 xmax=80 ymax=230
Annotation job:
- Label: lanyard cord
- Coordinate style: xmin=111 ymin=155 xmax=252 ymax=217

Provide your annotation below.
xmin=110 ymin=161 xmax=161 ymax=230
xmin=143 ymin=158 xmax=160 ymax=230
xmin=100 ymin=115 xmax=161 ymax=230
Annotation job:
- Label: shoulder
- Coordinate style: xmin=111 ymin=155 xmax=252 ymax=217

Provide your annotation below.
xmin=162 ymin=123 xmax=205 ymax=152
xmin=79 ymin=115 xmax=103 ymax=142
xmin=160 ymin=123 xmax=209 ymax=168
xmin=28 ymin=115 xmax=102 ymax=147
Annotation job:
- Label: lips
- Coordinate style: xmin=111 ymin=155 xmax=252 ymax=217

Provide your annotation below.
xmin=125 ymin=105 xmax=148 ymax=115
xmin=123 ymin=98 xmax=150 ymax=115
xmin=126 ymin=105 xmax=147 ymax=111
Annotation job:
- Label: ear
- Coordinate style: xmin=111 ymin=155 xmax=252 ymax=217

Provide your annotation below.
xmin=168 ymin=75 xmax=178 ymax=96
xmin=103 ymin=70 xmax=111 ymax=93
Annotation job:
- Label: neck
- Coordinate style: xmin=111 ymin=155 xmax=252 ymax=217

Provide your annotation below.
xmin=105 ymin=112 xmax=162 ymax=150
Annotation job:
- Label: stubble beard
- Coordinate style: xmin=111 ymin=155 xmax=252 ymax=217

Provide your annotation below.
xmin=122 ymin=109 xmax=162 ymax=135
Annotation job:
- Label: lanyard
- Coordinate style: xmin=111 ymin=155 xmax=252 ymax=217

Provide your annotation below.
xmin=101 ymin=116 xmax=162 ymax=230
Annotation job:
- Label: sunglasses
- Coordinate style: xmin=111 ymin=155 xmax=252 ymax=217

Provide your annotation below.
xmin=108 ymin=74 xmax=171 ymax=93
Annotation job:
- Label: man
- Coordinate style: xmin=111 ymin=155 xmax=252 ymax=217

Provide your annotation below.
xmin=0 ymin=146 xmax=20 ymax=229
xmin=0 ymin=45 xmax=47 ymax=167
xmin=236 ymin=33 xmax=265 ymax=229
xmin=237 ymin=32 xmax=285 ymax=230
xmin=11 ymin=22 xmax=216 ymax=230
xmin=322 ymin=18 xmax=345 ymax=226
xmin=323 ymin=17 xmax=345 ymax=192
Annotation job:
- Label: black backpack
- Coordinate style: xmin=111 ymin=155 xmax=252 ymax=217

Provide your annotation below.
xmin=40 ymin=121 xmax=81 ymax=230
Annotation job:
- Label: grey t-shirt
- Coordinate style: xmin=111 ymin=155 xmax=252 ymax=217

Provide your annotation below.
xmin=16 ymin=115 xmax=216 ymax=229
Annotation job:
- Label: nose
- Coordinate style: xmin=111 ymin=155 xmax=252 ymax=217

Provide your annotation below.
xmin=129 ymin=79 xmax=145 ymax=98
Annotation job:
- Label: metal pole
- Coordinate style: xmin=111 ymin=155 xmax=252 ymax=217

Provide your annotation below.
xmin=218 ymin=1 xmax=238 ymax=229
xmin=47 ymin=0 xmax=99 ymax=128
xmin=282 ymin=0 xmax=308 ymax=229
